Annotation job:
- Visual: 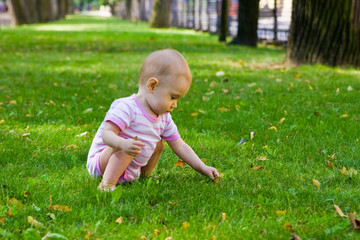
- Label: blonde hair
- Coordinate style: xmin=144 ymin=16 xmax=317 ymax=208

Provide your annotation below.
xmin=139 ymin=49 xmax=191 ymax=87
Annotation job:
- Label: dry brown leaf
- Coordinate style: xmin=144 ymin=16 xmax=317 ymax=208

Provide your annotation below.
xmin=154 ymin=229 xmax=160 ymax=235
xmin=165 ymin=237 xmax=173 ymax=240
xmin=326 ymin=161 xmax=334 ymax=168
xmin=9 ymin=198 xmax=23 ymax=208
xmin=255 ymin=88 xmax=263 ymax=94
xmin=115 ymin=216 xmax=123 ymax=224
xmin=252 ymin=166 xmax=262 ymax=171
xmin=49 ymin=204 xmax=71 ymax=212
xmin=6 ymin=209 xmax=11 ymax=217
xmin=340 ymin=166 xmax=347 ymax=175
xmin=282 ymin=222 xmax=293 ymax=232
xmin=169 ymin=201 xmax=178 ymax=206
xmin=257 ymin=156 xmax=267 ymax=161
xmin=24 ymin=191 xmax=30 ymax=198
xmin=174 ymin=160 xmax=186 ymax=167
xmin=276 ymin=209 xmax=287 ymax=215
xmin=312 ymin=179 xmax=320 ymax=189
xmin=0 ymin=217 xmax=5 ymax=224
xmin=349 ymin=213 xmax=360 ymax=230
xmin=27 ymin=216 xmax=44 ymax=228
xmin=333 ymin=204 xmax=347 ymax=218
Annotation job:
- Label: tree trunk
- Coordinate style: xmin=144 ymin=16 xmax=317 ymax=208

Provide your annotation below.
xmin=219 ymin=0 xmax=229 ymax=42
xmin=58 ymin=0 xmax=67 ymax=19
xmin=9 ymin=0 xmax=28 ymax=25
xmin=286 ymin=0 xmax=360 ymax=67
xmin=230 ymin=0 xmax=259 ymax=47
xmin=125 ymin=0 xmax=132 ymax=20
xmin=22 ymin=0 xmax=39 ymax=23
xmin=149 ymin=0 xmax=172 ymax=28
xmin=38 ymin=0 xmax=51 ymax=22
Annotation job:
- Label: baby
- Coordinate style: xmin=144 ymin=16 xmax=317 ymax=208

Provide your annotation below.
xmin=87 ymin=49 xmax=219 ymax=191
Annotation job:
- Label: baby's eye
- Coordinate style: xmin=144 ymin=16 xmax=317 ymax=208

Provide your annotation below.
xmin=171 ymin=96 xmax=176 ymax=100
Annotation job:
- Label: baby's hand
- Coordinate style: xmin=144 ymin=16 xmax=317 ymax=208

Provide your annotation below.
xmin=121 ymin=138 xmax=145 ymax=157
xmin=201 ymin=165 xmax=219 ymax=180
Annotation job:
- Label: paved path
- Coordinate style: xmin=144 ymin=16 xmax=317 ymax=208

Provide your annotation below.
xmin=0 ymin=13 xmax=11 ymax=26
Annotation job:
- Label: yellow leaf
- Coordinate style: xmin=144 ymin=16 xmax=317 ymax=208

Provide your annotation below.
xmin=191 ymin=112 xmax=198 ymax=117
xmin=222 ymin=213 xmax=226 ymax=222
xmin=174 ymin=160 xmax=186 ymax=167
xmin=340 ymin=113 xmax=348 ymax=119
xmin=268 ymin=126 xmax=277 ymax=132
xmin=308 ymin=84 xmax=313 ymax=90
xmin=27 ymin=216 xmax=43 ymax=228
xmin=9 ymin=100 xmax=17 ymax=105
xmin=212 ymin=236 xmax=216 ymax=240
xmin=333 ymin=204 xmax=347 ymax=218
xmin=0 ymin=120 xmax=4 ymax=124
xmin=49 ymin=204 xmax=71 ymax=212
xmin=257 ymin=156 xmax=267 ymax=161
xmin=24 ymin=192 xmax=30 ymax=198
xmin=276 ymin=209 xmax=287 ymax=215
xmin=278 ymin=117 xmax=286 ymax=125
xmin=235 ymin=105 xmax=240 ymax=111
xmin=218 ymin=107 xmax=229 ymax=112
xmin=294 ymin=73 xmax=301 ymax=78
xmin=182 ymin=222 xmax=189 ymax=229
xmin=282 ymin=222 xmax=293 ymax=232
xmin=210 ymin=81 xmax=217 ymax=87
xmin=154 ymin=229 xmax=160 ymax=235
xmin=255 ymin=88 xmax=263 ymax=94
xmin=65 ymin=144 xmax=78 ymax=150
xmin=115 ymin=216 xmax=123 ymax=224
xmin=312 ymin=179 xmax=320 ymax=189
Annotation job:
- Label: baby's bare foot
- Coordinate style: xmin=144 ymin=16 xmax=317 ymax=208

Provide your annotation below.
xmin=98 ymin=182 xmax=116 ymax=192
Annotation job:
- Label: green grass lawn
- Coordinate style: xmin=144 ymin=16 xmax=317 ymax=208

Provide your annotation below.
xmin=1 ymin=15 xmax=360 ymax=239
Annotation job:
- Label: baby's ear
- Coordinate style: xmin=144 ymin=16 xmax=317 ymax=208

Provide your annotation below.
xmin=146 ymin=78 xmax=159 ymax=92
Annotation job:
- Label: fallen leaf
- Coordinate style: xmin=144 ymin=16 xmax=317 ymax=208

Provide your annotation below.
xmin=27 ymin=216 xmax=44 ymax=228
xmin=75 ymin=132 xmax=88 ymax=137
xmin=255 ymin=88 xmax=263 ymax=94
xmin=308 ymin=85 xmax=313 ymax=90
xmin=257 ymin=156 xmax=267 ymax=161
xmin=218 ymin=107 xmax=229 ymax=112
xmin=65 ymin=145 xmax=78 ymax=150
xmin=336 ymin=88 xmax=340 ymax=93
xmin=24 ymin=191 xmax=30 ymax=198
xmin=222 ymin=213 xmax=226 ymax=222
xmin=22 ymin=133 xmax=30 ymax=137
xmin=268 ymin=126 xmax=278 ymax=132
xmin=282 ymin=222 xmax=293 ymax=232
xmin=0 ymin=217 xmax=5 ymax=224
xmin=294 ymin=73 xmax=301 ymax=78
xmin=182 ymin=222 xmax=189 ymax=229
xmin=333 ymin=204 xmax=347 ymax=218
xmin=347 ymin=86 xmax=353 ymax=91
xmin=191 ymin=112 xmax=198 ymax=117
xmin=49 ymin=204 xmax=71 ymax=212
xmin=213 ymin=173 xmax=224 ymax=185
xmin=85 ymin=231 xmax=91 ymax=239
xmin=222 ymin=89 xmax=230 ymax=93
xmin=247 ymin=83 xmax=256 ymax=87
xmin=235 ymin=105 xmax=240 ymax=111
xmin=210 ymin=81 xmax=217 ymax=87
xmin=349 ymin=213 xmax=360 ymax=230
xmin=276 ymin=78 xmax=282 ymax=82
xmin=6 ymin=209 xmax=11 ymax=217
xmin=202 ymin=96 xmax=207 ymax=101
xmin=216 ymin=71 xmax=225 ymax=77
xmin=169 ymin=201 xmax=178 ymax=206
xmin=340 ymin=114 xmax=348 ymax=119
xmin=201 ymin=158 xmax=208 ymax=163
xmin=9 ymin=100 xmax=17 ymax=105
xmin=326 ymin=161 xmax=334 ymax=168
xmin=252 ymin=166 xmax=262 ymax=170
xmin=276 ymin=209 xmax=287 ymax=215
xmin=115 ymin=216 xmax=123 ymax=224
xmin=0 ymin=120 xmax=4 ymax=124
xmin=314 ymin=112 xmax=321 ymax=117
xmin=154 ymin=229 xmax=160 ymax=235
xmin=340 ymin=166 xmax=347 ymax=175
xmin=278 ymin=117 xmax=286 ymax=125
xmin=174 ymin=160 xmax=186 ymax=167
xmin=312 ymin=179 xmax=320 ymax=189
xmin=165 ymin=237 xmax=173 ymax=240
xmin=249 ymin=131 xmax=255 ymax=140
xmin=9 ymin=198 xmax=23 ymax=208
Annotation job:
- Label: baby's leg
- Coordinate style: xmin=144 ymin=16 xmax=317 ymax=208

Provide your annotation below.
xmin=98 ymin=147 xmax=133 ymax=191
xmin=141 ymin=140 xmax=164 ymax=177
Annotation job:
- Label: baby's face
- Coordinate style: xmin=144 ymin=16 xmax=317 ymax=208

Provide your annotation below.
xmin=148 ymin=75 xmax=191 ymax=116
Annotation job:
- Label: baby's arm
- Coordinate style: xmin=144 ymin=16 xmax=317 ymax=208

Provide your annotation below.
xmin=102 ymin=122 xmax=145 ymax=156
xmin=167 ymin=138 xmax=219 ymax=180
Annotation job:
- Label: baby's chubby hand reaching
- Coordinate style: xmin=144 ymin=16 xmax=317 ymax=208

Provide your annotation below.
xmin=120 ymin=138 xmax=145 ymax=157
xmin=200 ymin=165 xmax=220 ymax=180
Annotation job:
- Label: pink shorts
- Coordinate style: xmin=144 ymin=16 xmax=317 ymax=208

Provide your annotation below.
xmin=87 ymin=151 xmax=140 ymax=184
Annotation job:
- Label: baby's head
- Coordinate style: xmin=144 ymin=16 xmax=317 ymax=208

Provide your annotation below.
xmin=138 ymin=49 xmax=192 ymax=116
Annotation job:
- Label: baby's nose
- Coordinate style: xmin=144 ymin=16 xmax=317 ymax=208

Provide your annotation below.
xmin=172 ymin=101 xmax=177 ymax=108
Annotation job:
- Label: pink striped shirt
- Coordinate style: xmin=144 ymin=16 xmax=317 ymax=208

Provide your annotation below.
xmin=87 ymin=94 xmax=180 ymax=181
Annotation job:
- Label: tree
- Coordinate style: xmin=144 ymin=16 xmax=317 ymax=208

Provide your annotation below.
xmin=219 ymin=0 xmax=229 ymax=42
xmin=230 ymin=0 xmax=260 ymax=47
xmin=149 ymin=0 xmax=171 ymax=28
xmin=286 ymin=0 xmax=360 ymax=67
xmin=9 ymin=0 xmax=28 ymax=25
